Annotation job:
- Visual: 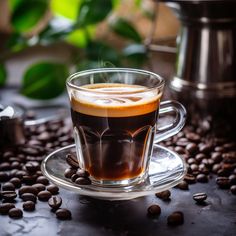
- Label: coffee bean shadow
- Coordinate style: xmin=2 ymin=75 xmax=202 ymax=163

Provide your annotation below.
xmin=74 ymin=195 xmax=156 ymax=234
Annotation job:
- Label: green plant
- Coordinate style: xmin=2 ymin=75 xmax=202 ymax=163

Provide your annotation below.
xmin=1 ymin=0 xmax=155 ymax=99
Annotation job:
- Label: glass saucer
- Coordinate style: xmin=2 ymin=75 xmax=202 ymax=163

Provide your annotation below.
xmin=41 ymin=144 xmax=187 ymax=201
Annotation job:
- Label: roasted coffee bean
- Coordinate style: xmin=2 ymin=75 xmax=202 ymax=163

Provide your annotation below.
xmin=11 ymin=161 xmax=21 ymax=169
xmin=1 ymin=191 xmax=17 ymax=202
xmin=186 ymin=132 xmax=200 ymax=142
xmin=212 ymin=164 xmax=221 ymax=173
xmin=32 ymin=183 xmax=46 ymax=192
xmin=187 ymin=158 xmax=197 ymax=165
xmin=217 ymin=168 xmax=231 ymax=177
xmin=155 ymin=190 xmax=171 ymax=200
xmin=176 ymin=181 xmax=189 ymax=190
xmin=37 ymin=132 xmax=51 ymax=142
xmin=25 ymin=162 xmax=39 ymax=173
xmin=215 ymin=146 xmax=225 ymax=153
xmin=198 ymin=164 xmax=210 ymax=175
xmin=38 ymin=190 xmax=52 ymax=201
xmin=186 ymin=143 xmax=198 ymax=154
xmin=76 ymin=169 xmax=90 ymax=178
xmin=222 ymin=152 xmax=236 ymax=164
xmin=2 ymin=182 xmax=15 ymax=191
xmin=21 ymin=193 xmax=37 ymax=203
xmin=23 ymin=201 xmax=35 ymax=211
xmin=0 ymin=162 xmax=11 ymax=171
xmin=229 ymin=174 xmax=236 ymax=185
xmin=174 ymin=146 xmax=185 ymax=154
xmin=19 ymin=186 xmax=38 ymax=196
xmin=75 ymin=177 xmax=91 ymax=185
xmin=0 ymin=203 xmax=15 ymax=214
xmin=21 ymin=147 xmax=40 ymax=156
xmin=47 ymin=184 xmax=59 ymax=195
xmin=216 ymin=177 xmax=230 ymax=189
xmin=184 ymin=174 xmax=196 ymax=184
xmin=190 ymin=164 xmax=199 ymax=172
xmin=211 ymin=152 xmax=222 ymax=163
xmin=195 ymin=153 xmax=207 ymax=163
xmin=15 ymin=170 xmax=28 ymax=179
xmin=48 ymin=196 xmax=62 ymax=210
xmin=199 ymin=143 xmax=213 ymax=154
xmin=66 ymin=153 xmax=80 ymax=168
xmin=193 ymin=192 xmax=207 ymax=203
xmin=36 ymin=176 xmax=49 ymax=185
xmin=196 ymin=174 xmax=208 ymax=183
xmin=71 ymin=174 xmax=79 ymax=182
xmin=167 ymin=211 xmax=184 ymax=226
xmin=22 ymin=174 xmax=37 ymax=185
xmin=223 ymin=142 xmax=236 ymax=151
xmin=56 ymin=208 xmax=72 ymax=220
xmin=0 ymin=171 xmax=9 ymax=182
xmin=230 ymin=185 xmax=236 ymax=195
xmin=147 ymin=204 xmax=161 ymax=217
xmin=9 ymin=177 xmax=22 ymax=188
xmin=8 ymin=208 xmax=23 ymax=218
xmin=64 ymin=168 xmax=77 ymax=178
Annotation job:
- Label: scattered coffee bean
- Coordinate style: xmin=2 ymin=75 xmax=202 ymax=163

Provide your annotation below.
xmin=66 ymin=153 xmax=80 ymax=168
xmin=76 ymin=169 xmax=90 ymax=178
xmin=64 ymin=168 xmax=77 ymax=179
xmin=186 ymin=143 xmax=198 ymax=154
xmin=19 ymin=186 xmax=38 ymax=196
xmin=167 ymin=211 xmax=184 ymax=226
xmin=196 ymin=174 xmax=208 ymax=183
xmin=8 ymin=208 xmax=23 ymax=219
xmin=21 ymin=193 xmax=37 ymax=203
xmin=147 ymin=204 xmax=161 ymax=217
xmin=230 ymin=185 xmax=236 ymax=195
xmin=216 ymin=177 xmax=230 ymax=189
xmin=193 ymin=192 xmax=207 ymax=204
xmin=176 ymin=181 xmax=189 ymax=190
xmin=71 ymin=174 xmax=79 ymax=182
xmin=75 ymin=177 xmax=91 ymax=185
xmin=48 ymin=196 xmax=62 ymax=210
xmin=25 ymin=162 xmax=39 ymax=173
xmin=2 ymin=182 xmax=15 ymax=191
xmin=0 ymin=203 xmax=15 ymax=214
xmin=23 ymin=201 xmax=35 ymax=211
xmin=184 ymin=174 xmax=196 ymax=184
xmin=155 ymin=190 xmax=171 ymax=200
xmin=47 ymin=184 xmax=59 ymax=195
xmin=9 ymin=177 xmax=22 ymax=188
xmin=229 ymin=174 xmax=236 ymax=185
xmin=56 ymin=208 xmax=72 ymax=220
xmin=1 ymin=191 xmax=17 ymax=202
xmin=0 ymin=172 xmax=9 ymax=182
xmin=38 ymin=190 xmax=52 ymax=201
xmin=32 ymin=183 xmax=46 ymax=192
xmin=36 ymin=176 xmax=49 ymax=185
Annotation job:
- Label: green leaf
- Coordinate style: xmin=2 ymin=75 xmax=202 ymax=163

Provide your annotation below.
xmin=10 ymin=0 xmax=48 ymax=32
xmin=122 ymin=44 xmax=148 ymax=67
xmin=21 ymin=62 xmax=69 ymax=99
xmin=5 ymin=32 xmax=27 ymax=52
xmin=0 ymin=63 xmax=7 ymax=87
xmin=109 ymin=17 xmax=142 ymax=43
xmin=50 ymin=0 xmax=81 ymax=20
xmin=77 ymin=0 xmax=113 ymax=27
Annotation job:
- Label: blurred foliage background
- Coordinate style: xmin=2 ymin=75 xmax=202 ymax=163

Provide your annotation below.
xmin=0 ymin=0 xmax=178 ymax=100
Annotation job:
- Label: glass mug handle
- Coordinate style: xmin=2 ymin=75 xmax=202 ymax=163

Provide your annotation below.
xmin=154 ymin=100 xmax=187 ymax=143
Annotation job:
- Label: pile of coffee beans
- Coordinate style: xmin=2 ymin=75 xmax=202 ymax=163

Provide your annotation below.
xmin=0 ymin=116 xmax=73 ymax=220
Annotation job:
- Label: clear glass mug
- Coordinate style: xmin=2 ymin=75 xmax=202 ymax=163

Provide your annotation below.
xmin=66 ymin=68 xmax=186 ymax=187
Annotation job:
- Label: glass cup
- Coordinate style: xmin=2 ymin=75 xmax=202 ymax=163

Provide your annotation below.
xmin=66 ymin=68 xmax=186 ymax=187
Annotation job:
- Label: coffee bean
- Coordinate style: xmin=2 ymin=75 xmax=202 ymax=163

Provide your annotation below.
xmin=167 ymin=211 xmax=184 ymax=226
xmin=211 ymin=152 xmax=222 ymax=163
xmin=64 ymin=168 xmax=77 ymax=178
xmin=155 ymin=190 xmax=171 ymax=200
xmin=230 ymin=185 xmax=236 ymax=195
xmin=186 ymin=132 xmax=201 ymax=142
xmin=1 ymin=191 xmax=17 ymax=202
xmin=38 ymin=190 xmax=52 ymax=201
xmin=37 ymin=132 xmax=51 ymax=142
xmin=22 ymin=174 xmax=37 ymax=185
xmin=47 ymin=184 xmax=59 ymax=195
xmin=15 ymin=170 xmax=28 ymax=179
xmin=212 ymin=164 xmax=221 ymax=173
xmin=25 ymin=162 xmax=39 ymax=173
xmin=76 ymin=169 xmax=90 ymax=178
xmin=196 ymin=174 xmax=208 ymax=183
xmin=75 ymin=177 xmax=92 ymax=185
xmin=8 ymin=208 xmax=23 ymax=218
xmin=9 ymin=177 xmax=22 ymax=188
xmin=71 ymin=174 xmax=79 ymax=182
xmin=21 ymin=193 xmax=37 ymax=203
xmin=184 ymin=174 xmax=196 ymax=184
xmin=229 ymin=174 xmax=236 ymax=185
xmin=216 ymin=177 xmax=230 ymax=189
xmin=0 ymin=162 xmax=11 ymax=171
xmin=0 ymin=203 xmax=15 ymax=214
xmin=176 ymin=181 xmax=189 ymax=190
xmin=174 ymin=146 xmax=186 ymax=154
xmin=66 ymin=153 xmax=80 ymax=168
xmin=32 ymin=183 xmax=46 ymax=192
xmin=186 ymin=143 xmax=198 ymax=154
xmin=199 ymin=144 xmax=213 ymax=154
xmin=193 ymin=192 xmax=207 ymax=203
xmin=19 ymin=186 xmax=38 ymax=196
xmin=147 ymin=204 xmax=161 ymax=217
xmin=23 ymin=201 xmax=35 ymax=211
xmin=0 ymin=171 xmax=9 ymax=182
xmin=36 ymin=176 xmax=49 ymax=185
xmin=48 ymin=196 xmax=62 ymax=210
xmin=56 ymin=208 xmax=72 ymax=220
xmin=195 ymin=153 xmax=207 ymax=163
xmin=2 ymin=182 xmax=15 ymax=191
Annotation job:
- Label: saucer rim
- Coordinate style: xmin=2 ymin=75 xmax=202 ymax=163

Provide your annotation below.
xmin=41 ymin=144 xmax=187 ymax=200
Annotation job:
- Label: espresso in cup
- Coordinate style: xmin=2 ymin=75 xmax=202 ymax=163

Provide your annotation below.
xmin=67 ymin=68 xmax=186 ymax=186
xmin=71 ymin=84 xmax=161 ymax=182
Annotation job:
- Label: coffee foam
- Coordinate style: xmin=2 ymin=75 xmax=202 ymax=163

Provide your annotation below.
xmin=71 ymin=84 xmax=161 ymax=117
